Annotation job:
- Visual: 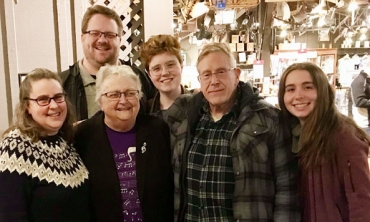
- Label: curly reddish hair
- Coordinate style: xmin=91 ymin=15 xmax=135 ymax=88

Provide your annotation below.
xmin=140 ymin=34 xmax=183 ymax=71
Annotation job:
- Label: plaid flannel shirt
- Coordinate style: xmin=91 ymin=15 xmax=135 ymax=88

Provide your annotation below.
xmin=165 ymin=81 xmax=300 ymax=222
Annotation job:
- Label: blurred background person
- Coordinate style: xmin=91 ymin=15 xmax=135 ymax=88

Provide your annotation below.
xmin=0 ymin=68 xmax=90 ymax=221
xmin=350 ymin=59 xmax=370 ymax=133
xmin=140 ymin=34 xmax=190 ymax=118
xmin=60 ymin=5 xmax=155 ymax=121
xmin=74 ymin=65 xmax=173 ymax=222
xmin=278 ymin=62 xmax=370 ymax=222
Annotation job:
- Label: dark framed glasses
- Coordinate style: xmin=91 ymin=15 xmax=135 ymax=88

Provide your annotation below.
xmin=26 ymin=93 xmax=66 ymax=106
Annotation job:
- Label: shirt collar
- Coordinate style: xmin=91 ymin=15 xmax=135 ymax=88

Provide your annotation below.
xmin=78 ymin=59 xmax=96 ymax=86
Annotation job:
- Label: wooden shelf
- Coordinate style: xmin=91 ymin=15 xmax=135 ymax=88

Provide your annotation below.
xmin=236 ymin=63 xmax=253 ymax=69
xmin=338 ymin=48 xmax=370 ymax=55
xmin=274 ymin=48 xmax=338 ymax=54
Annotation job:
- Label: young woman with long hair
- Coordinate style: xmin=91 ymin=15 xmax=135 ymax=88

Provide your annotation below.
xmin=278 ymin=62 xmax=370 ymax=222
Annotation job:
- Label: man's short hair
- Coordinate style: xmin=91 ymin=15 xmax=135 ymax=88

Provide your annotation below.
xmin=196 ymin=42 xmax=236 ymax=68
xmin=81 ymin=5 xmax=123 ymax=37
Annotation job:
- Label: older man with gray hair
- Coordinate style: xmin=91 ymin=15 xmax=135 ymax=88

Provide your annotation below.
xmin=165 ymin=42 xmax=300 ymax=221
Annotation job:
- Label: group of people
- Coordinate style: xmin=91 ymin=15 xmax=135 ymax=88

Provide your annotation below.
xmin=1 ymin=4 xmax=370 ymax=222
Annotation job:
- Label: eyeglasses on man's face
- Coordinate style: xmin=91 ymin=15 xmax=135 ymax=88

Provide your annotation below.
xmin=148 ymin=61 xmax=179 ymax=76
xmin=26 ymin=93 xmax=66 ymax=106
xmin=198 ymin=68 xmax=235 ymax=82
xmin=83 ymin=30 xmax=119 ymax=39
xmin=101 ymin=90 xmax=139 ymax=100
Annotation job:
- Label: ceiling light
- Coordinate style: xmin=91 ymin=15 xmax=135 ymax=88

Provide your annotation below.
xmin=190 ymin=2 xmax=209 ymax=18
xmin=348 ymin=0 xmax=358 ymax=11
xmin=312 ymin=0 xmax=327 ymax=14
xmin=317 ymin=20 xmax=325 ymax=27
xmin=317 ymin=16 xmax=326 ymax=27
xmin=336 ymin=0 xmax=344 ymax=8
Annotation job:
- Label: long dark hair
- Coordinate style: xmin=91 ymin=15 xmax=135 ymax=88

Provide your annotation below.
xmin=278 ymin=62 xmax=370 ymax=168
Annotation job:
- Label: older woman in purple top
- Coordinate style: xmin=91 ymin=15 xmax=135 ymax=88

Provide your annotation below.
xmin=278 ymin=62 xmax=370 ymax=222
xmin=74 ymin=65 xmax=174 ymax=222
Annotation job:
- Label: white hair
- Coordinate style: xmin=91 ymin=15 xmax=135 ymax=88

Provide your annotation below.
xmin=95 ymin=65 xmax=143 ymax=102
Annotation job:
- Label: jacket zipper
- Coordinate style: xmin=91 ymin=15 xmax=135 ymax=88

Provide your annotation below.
xmin=347 ymin=161 xmax=356 ymax=193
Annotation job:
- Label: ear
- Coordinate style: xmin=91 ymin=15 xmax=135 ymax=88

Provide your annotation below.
xmin=97 ymin=98 xmax=104 ymax=111
xmin=26 ymin=104 xmax=31 ymax=115
xmin=234 ymin=68 xmax=241 ymax=80
xmin=81 ymin=33 xmax=86 ymax=44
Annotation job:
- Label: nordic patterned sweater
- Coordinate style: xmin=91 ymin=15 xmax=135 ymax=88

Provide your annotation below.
xmin=0 ymin=129 xmax=90 ymax=222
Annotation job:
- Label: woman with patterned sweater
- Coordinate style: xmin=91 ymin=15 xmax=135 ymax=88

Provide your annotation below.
xmin=0 ymin=68 xmax=90 ymax=221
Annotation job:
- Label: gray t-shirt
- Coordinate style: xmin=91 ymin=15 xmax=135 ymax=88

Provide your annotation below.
xmin=78 ymin=59 xmax=100 ymax=118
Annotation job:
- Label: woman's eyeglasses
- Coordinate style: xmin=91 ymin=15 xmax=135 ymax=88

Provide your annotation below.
xmin=26 ymin=93 xmax=66 ymax=106
xmin=101 ymin=90 xmax=139 ymax=100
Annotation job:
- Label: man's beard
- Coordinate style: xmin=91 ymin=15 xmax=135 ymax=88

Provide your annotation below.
xmin=96 ymin=52 xmax=119 ymax=66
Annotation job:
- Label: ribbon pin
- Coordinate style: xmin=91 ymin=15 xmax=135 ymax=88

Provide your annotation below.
xmin=141 ymin=142 xmax=147 ymax=154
